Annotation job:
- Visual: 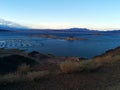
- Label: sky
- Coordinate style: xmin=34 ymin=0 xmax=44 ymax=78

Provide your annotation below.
xmin=0 ymin=0 xmax=120 ymax=30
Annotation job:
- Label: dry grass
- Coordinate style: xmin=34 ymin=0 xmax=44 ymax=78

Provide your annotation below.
xmin=0 ymin=73 xmax=23 ymax=84
xmin=27 ymin=71 xmax=49 ymax=81
xmin=0 ymin=70 xmax=49 ymax=85
xmin=80 ymin=60 xmax=100 ymax=71
xmin=93 ymin=55 xmax=120 ymax=66
xmin=59 ymin=60 xmax=100 ymax=73
xmin=112 ymin=55 xmax=120 ymax=62
xmin=59 ymin=60 xmax=81 ymax=73
xmin=17 ymin=64 xmax=30 ymax=74
xmin=93 ymin=55 xmax=113 ymax=66
xmin=59 ymin=54 xmax=120 ymax=74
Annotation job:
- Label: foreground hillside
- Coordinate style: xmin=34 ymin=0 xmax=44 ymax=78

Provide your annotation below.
xmin=1 ymin=62 xmax=120 ymax=90
xmin=1 ymin=47 xmax=120 ymax=90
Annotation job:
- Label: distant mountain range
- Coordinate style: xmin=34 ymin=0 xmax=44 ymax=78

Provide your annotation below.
xmin=31 ymin=28 xmax=120 ymax=32
xmin=0 ymin=18 xmax=120 ymax=33
xmin=31 ymin=28 xmax=91 ymax=32
xmin=0 ymin=19 xmax=28 ymax=30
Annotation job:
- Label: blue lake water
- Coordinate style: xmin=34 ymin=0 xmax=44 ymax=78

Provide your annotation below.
xmin=0 ymin=31 xmax=120 ymax=58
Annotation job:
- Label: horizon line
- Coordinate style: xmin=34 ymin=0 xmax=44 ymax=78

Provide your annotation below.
xmin=1 ymin=18 xmax=120 ymax=31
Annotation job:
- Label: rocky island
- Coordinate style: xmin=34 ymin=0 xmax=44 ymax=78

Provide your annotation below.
xmin=29 ymin=34 xmax=88 ymax=41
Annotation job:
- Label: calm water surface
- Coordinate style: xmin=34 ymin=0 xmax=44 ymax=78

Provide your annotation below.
xmin=0 ymin=31 xmax=120 ymax=58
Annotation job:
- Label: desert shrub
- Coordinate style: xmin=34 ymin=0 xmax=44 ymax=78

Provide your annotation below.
xmin=59 ymin=60 xmax=100 ymax=73
xmin=59 ymin=60 xmax=81 ymax=73
xmin=17 ymin=64 xmax=30 ymax=74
